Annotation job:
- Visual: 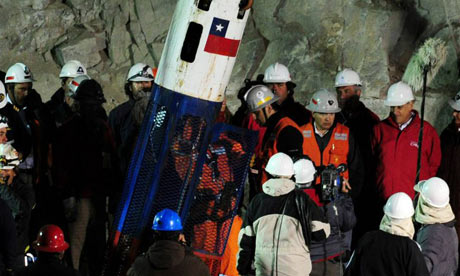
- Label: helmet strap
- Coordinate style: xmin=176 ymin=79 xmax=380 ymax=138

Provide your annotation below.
xmin=262 ymin=106 xmax=269 ymax=123
xmin=7 ymin=84 xmax=21 ymax=108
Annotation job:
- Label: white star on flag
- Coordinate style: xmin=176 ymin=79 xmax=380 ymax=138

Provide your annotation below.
xmin=215 ymin=24 xmax=224 ymax=32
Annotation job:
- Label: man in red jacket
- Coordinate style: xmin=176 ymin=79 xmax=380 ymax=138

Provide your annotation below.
xmin=372 ymin=81 xmax=441 ymax=202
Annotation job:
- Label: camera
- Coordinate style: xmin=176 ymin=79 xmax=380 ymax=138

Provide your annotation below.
xmin=320 ymin=164 xmax=347 ymax=202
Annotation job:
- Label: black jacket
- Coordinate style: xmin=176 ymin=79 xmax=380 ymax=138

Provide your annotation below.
xmin=45 ymin=88 xmax=73 ymax=129
xmin=276 ymin=96 xmax=311 ymax=126
xmin=16 ymin=254 xmax=80 ymax=276
xmin=438 ymin=121 xmax=460 ymax=234
xmin=336 ymin=100 xmax=382 ymax=240
xmin=0 ymin=176 xmax=35 ymax=254
xmin=336 ymin=100 xmax=380 ymax=188
xmin=0 ymin=198 xmax=19 ymax=273
xmin=127 ymin=240 xmax=210 ymax=276
xmin=345 ymin=230 xmax=429 ymax=276
xmin=108 ymin=99 xmax=135 ymax=175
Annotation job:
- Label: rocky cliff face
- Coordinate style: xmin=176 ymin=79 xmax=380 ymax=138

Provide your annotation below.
xmin=0 ymin=0 xmax=459 ymax=131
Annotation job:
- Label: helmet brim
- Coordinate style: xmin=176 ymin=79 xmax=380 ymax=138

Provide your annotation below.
xmin=306 ymin=104 xmax=341 ymax=113
xmin=263 ymin=78 xmax=292 ymax=83
xmin=248 ymin=95 xmax=279 ymax=113
xmin=128 ymin=77 xmax=154 ymax=82
xmin=384 ymin=99 xmax=412 ymax=107
xmin=335 ymin=83 xmax=362 ymax=88
xmin=33 ymin=241 xmax=69 ymax=253
xmin=448 ymin=99 xmax=460 ymax=111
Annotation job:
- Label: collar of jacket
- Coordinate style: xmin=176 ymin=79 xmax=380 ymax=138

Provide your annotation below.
xmin=265 ymin=110 xmax=287 ymax=131
xmin=263 ymin=178 xmax=295 ymax=197
xmin=277 ymin=95 xmax=295 ymax=109
xmin=340 ymin=99 xmax=366 ymax=120
xmin=386 ymin=109 xmax=420 ymax=130
xmin=147 ymin=240 xmax=186 ymax=269
xmin=446 ymin=120 xmax=460 ymax=133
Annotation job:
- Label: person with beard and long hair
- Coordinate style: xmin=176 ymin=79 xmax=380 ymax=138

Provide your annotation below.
xmin=334 ymin=69 xmax=381 ymax=247
xmin=108 ymin=63 xmax=155 ymax=177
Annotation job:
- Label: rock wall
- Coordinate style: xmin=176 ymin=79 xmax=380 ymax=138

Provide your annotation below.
xmin=0 ymin=0 xmax=459 ymax=132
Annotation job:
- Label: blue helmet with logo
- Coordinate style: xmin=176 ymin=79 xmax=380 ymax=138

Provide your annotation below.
xmin=152 ymin=208 xmax=183 ymax=231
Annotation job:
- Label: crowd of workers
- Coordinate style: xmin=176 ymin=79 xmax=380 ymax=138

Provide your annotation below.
xmin=0 ymin=58 xmax=458 ymax=276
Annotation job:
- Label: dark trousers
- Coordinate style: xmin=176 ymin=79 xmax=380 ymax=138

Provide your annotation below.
xmin=311 ymin=259 xmax=343 ymax=276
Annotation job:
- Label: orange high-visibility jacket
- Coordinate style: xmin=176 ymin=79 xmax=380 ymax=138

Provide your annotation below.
xmin=301 ymin=122 xmax=350 ymax=204
xmin=258 ymin=116 xmax=301 ymax=185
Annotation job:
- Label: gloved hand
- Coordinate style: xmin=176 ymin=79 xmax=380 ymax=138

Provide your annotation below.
xmin=62 ymin=197 xmax=77 ymax=222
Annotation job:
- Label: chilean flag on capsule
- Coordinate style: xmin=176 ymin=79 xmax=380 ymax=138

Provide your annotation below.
xmin=204 ymin=17 xmax=241 ymax=57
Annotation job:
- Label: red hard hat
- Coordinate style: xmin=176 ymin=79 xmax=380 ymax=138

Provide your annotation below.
xmin=33 ymin=225 xmax=69 ymax=253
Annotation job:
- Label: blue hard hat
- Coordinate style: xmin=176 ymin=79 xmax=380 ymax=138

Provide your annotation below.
xmin=152 ymin=208 xmax=183 ymax=231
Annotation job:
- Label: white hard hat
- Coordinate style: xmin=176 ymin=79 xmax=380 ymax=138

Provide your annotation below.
xmin=263 ymin=63 xmax=291 ymax=83
xmin=5 ymin=63 xmax=34 ymax=83
xmin=68 ymin=75 xmax=91 ymax=97
xmin=448 ymin=91 xmax=460 ymax=111
xmin=245 ymin=85 xmax=279 ymax=112
xmin=414 ymin=177 xmax=450 ymax=208
xmin=383 ymin=192 xmax=414 ymax=219
xmin=293 ymin=158 xmax=316 ymax=184
xmin=306 ymin=88 xmax=341 ymax=113
xmin=126 ymin=63 xmax=154 ymax=82
xmin=335 ymin=68 xmax=362 ymax=87
xmin=59 ymin=60 xmax=87 ymax=78
xmin=384 ymin=81 xmax=414 ymax=106
xmin=0 ymin=81 xmax=7 ymax=109
xmin=265 ymin=152 xmax=294 ymax=177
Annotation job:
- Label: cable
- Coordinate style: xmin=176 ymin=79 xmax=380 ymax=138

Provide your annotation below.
xmin=332 ymin=203 xmax=343 ymax=276
xmin=275 ymin=193 xmax=290 ymax=276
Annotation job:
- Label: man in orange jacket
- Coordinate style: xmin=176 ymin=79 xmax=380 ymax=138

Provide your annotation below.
xmin=302 ymin=89 xmax=364 ymax=205
xmin=244 ymin=85 xmax=303 ymax=186
xmin=301 ymin=89 xmax=363 ymax=267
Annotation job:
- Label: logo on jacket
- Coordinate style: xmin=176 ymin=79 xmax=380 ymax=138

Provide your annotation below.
xmin=303 ymin=130 xmax=312 ymax=138
xmin=410 ymin=141 xmax=419 ymax=148
xmin=334 ymin=133 xmax=347 ymax=141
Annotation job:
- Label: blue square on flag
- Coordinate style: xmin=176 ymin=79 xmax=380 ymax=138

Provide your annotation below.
xmin=204 ymin=17 xmax=240 ymax=57
xmin=209 ymin=17 xmax=229 ymax=37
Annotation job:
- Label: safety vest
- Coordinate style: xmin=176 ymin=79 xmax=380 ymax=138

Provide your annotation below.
xmin=259 ymin=116 xmax=301 ymax=185
xmin=301 ymin=122 xmax=350 ymax=184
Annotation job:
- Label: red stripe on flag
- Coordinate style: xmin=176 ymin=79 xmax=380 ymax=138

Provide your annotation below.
xmin=204 ymin=34 xmax=240 ymax=57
